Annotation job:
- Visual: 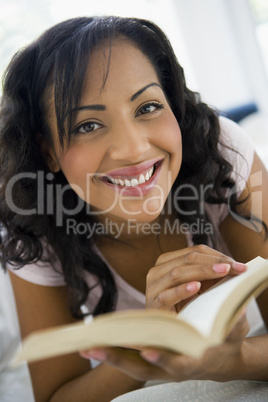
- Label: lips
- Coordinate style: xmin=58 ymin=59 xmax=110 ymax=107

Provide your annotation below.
xmin=107 ymin=165 xmax=155 ymax=187
xmin=107 ymin=158 xmax=161 ymax=177
xmin=99 ymin=159 xmax=164 ymax=195
xmin=101 ymin=159 xmax=162 ymax=186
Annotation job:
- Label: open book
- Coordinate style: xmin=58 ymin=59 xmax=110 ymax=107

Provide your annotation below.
xmin=13 ymin=256 xmax=268 ymax=364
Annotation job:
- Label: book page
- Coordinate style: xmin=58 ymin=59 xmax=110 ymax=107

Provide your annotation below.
xmin=178 ymin=257 xmax=267 ymax=337
xmin=178 ymin=276 xmax=236 ymax=337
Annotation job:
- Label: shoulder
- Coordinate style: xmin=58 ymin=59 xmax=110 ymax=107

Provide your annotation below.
xmin=218 ymin=116 xmax=255 ymax=191
xmin=205 ymin=117 xmax=256 ymax=230
xmin=218 ymin=116 xmax=255 ymax=164
xmin=7 ymin=244 xmax=65 ymax=287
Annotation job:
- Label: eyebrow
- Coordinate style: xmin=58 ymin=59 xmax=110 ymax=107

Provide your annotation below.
xmin=71 ymin=82 xmax=162 ymax=113
xmin=130 ymin=83 xmax=162 ymax=102
xmin=71 ymin=104 xmax=106 ymax=113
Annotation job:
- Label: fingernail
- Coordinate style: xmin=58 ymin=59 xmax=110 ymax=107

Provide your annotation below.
xmin=186 ymin=281 xmax=201 ymax=292
xmin=85 ymin=349 xmax=107 ymax=361
xmin=233 ymin=262 xmax=247 ymax=272
xmin=240 ymin=306 xmax=247 ymax=317
xmin=141 ymin=350 xmax=159 ymax=363
xmin=80 ymin=351 xmax=91 ymax=359
xmin=212 ymin=263 xmax=231 ymax=273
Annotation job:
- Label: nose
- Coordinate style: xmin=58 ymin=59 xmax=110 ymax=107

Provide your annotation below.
xmin=108 ymin=122 xmax=151 ymax=162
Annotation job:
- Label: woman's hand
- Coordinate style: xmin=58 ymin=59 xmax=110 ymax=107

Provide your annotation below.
xmin=80 ymin=311 xmax=250 ymax=383
xmin=145 ymin=244 xmax=247 ymax=312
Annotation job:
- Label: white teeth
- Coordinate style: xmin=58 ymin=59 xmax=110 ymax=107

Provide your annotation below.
xmin=108 ymin=164 xmax=155 ymax=187
xmin=138 ymin=174 xmax=146 ymax=184
xmin=131 ymin=179 xmax=139 ymax=186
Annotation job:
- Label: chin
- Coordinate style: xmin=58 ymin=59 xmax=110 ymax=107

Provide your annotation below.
xmin=125 ymin=209 xmax=163 ymax=224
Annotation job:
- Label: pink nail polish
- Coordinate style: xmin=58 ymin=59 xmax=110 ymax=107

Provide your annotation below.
xmin=80 ymin=351 xmax=91 ymax=359
xmin=141 ymin=350 xmax=159 ymax=362
xmin=186 ymin=282 xmax=201 ymax=292
xmin=212 ymin=263 xmax=231 ymax=273
xmin=233 ymin=262 xmax=247 ymax=272
xmin=86 ymin=349 xmax=107 ymax=361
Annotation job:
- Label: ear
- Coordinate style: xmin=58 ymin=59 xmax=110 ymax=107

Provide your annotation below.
xmin=37 ymin=134 xmax=61 ymax=173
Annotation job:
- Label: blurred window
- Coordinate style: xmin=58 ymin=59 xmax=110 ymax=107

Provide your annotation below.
xmin=0 ymin=0 xmax=194 ymax=95
xmin=249 ymin=0 xmax=268 ymax=80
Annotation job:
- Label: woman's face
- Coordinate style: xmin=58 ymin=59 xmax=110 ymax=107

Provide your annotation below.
xmin=46 ymin=40 xmax=182 ymax=223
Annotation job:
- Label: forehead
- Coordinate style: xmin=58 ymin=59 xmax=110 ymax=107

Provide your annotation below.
xmin=42 ymin=40 xmax=162 ymax=146
xmin=81 ymin=40 xmax=160 ymax=101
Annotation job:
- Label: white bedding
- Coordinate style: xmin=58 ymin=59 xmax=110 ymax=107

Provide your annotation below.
xmin=0 ymin=268 xmax=34 ymax=402
xmin=112 ymin=380 xmax=268 ymax=401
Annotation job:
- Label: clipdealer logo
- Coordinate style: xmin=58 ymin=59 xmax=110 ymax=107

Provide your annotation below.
xmin=65 ymin=218 xmax=214 ymax=239
xmin=4 ymin=170 xmax=264 ymax=232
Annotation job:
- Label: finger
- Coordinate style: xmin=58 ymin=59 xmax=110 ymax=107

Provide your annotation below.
xmin=80 ymin=350 xmax=92 ymax=359
xmin=83 ymin=347 xmax=168 ymax=382
xmin=155 ymin=244 xmax=229 ymax=265
xmin=226 ymin=310 xmax=250 ymax=342
xmin=148 ymin=281 xmax=201 ymax=310
xmin=147 ymin=262 xmax=232 ymax=298
xmin=140 ymin=348 xmax=197 ymax=379
xmin=153 ymin=247 xmax=246 ymax=278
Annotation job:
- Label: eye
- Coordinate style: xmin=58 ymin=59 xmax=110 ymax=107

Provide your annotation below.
xmin=72 ymin=121 xmax=103 ymax=135
xmin=136 ymin=102 xmax=164 ymax=117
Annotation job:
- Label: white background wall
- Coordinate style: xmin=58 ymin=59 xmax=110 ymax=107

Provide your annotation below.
xmin=0 ymin=0 xmax=268 ymax=113
xmin=173 ymin=0 xmax=268 ymax=112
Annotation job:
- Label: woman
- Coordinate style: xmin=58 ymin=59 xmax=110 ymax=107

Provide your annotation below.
xmin=1 ymin=16 xmax=268 ymax=402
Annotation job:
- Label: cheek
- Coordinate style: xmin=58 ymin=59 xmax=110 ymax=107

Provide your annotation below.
xmin=59 ymin=145 xmax=101 ymax=186
xmin=155 ymin=112 xmax=182 ymax=164
xmin=161 ymin=113 xmax=182 ymax=186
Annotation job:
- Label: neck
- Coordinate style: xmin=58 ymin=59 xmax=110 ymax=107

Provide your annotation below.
xmin=92 ymin=211 xmax=187 ymax=294
xmin=95 ymin=212 xmax=168 ymax=245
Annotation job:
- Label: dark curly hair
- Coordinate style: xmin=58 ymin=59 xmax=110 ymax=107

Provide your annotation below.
xmin=0 ymin=16 xmax=249 ymax=318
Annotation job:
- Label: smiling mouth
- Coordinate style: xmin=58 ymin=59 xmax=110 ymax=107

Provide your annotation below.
xmin=101 ymin=160 xmax=162 ymax=187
